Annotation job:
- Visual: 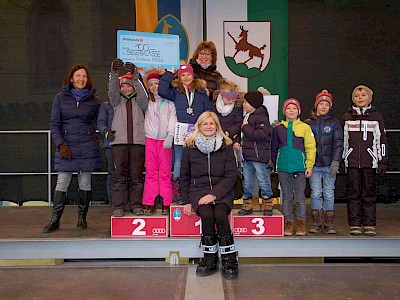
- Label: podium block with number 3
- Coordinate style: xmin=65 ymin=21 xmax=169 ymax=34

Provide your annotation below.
xmin=233 ymin=215 xmax=284 ymax=237
xmin=111 ymin=216 xmax=169 ymax=238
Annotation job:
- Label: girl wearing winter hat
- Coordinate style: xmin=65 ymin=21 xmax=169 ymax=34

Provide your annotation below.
xmin=156 ymin=64 xmax=212 ymax=203
xmin=142 ymin=71 xmax=177 ymax=215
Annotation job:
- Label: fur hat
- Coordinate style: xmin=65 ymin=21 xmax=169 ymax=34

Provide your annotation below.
xmin=145 ymin=72 xmax=160 ymax=86
xmin=315 ymin=89 xmax=333 ymax=108
xmin=119 ymin=73 xmax=135 ymax=89
xmin=244 ymin=90 xmax=264 ymax=109
xmin=178 ymin=64 xmax=194 ymax=78
xmin=283 ymin=98 xmax=301 ymax=115
xmin=352 ymin=85 xmax=373 ymax=102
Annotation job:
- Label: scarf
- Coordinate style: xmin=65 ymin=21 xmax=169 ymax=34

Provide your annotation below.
xmin=216 ymin=93 xmax=235 ymax=116
xmin=195 ymin=132 xmax=223 ymax=155
xmin=71 ymin=88 xmax=89 ymax=101
xmin=196 ymin=58 xmax=212 ymax=69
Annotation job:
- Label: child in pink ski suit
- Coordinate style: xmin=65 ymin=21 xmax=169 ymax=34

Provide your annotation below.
xmin=142 ymin=72 xmax=177 ymax=215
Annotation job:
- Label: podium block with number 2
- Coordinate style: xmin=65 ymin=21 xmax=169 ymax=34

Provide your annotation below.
xmin=111 ymin=216 xmax=169 ymax=238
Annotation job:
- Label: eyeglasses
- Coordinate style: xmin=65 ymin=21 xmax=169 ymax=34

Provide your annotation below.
xmin=198 ymin=52 xmax=212 ymax=57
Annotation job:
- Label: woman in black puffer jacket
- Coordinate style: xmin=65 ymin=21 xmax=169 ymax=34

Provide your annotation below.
xmin=181 ymin=111 xmax=238 ymax=280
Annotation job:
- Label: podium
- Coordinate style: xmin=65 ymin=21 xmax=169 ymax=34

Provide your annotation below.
xmin=111 ymin=206 xmax=284 ymax=237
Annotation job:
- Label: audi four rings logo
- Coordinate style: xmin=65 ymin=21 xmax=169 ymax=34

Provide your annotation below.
xmin=152 ymin=228 xmax=166 ymax=235
xmin=234 ymin=227 xmax=248 ymax=234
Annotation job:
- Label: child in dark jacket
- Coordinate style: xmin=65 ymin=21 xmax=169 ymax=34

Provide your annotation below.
xmin=236 ymin=90 xmax=273 ymax=216
xmin=272 ymin=98 xmax=316 ymax=236
xmin=157 ymin=64 xmax=212 ymax=203
xmin=97 ymin=102 xmax=115 ymax=206
xmin=304 ymin=90 xmax=343 ymax=234
xmin=342 ymin=85 xmax=388 ymax=236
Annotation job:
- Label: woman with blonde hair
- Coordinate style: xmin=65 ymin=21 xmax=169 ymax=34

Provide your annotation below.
xmin=180 ymin=111 xmax=239 ymax=280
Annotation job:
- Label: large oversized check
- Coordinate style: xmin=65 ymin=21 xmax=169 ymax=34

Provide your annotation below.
xmin=117 ymin=30 xmax=180 ymax=69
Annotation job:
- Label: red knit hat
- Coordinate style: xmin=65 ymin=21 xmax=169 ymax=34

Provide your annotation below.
xmin=315 ymin=89 xmax=333 ymax=108
xmin=145 ymin=72 xmax=160 ymax=86
xmin=283 ymin=98 xmax=301 ymax=115
xmin=178 ymin=64 xmax=194 ymax=78
xmin=119 ymin=73 xmax=135 ymax=89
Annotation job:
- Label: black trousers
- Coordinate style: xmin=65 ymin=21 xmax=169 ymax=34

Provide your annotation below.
xmin=112 ymin=144 xmax=145 ymax=210
xmin=198 ymin=203 xmax=231 ymax=236
xmin=345 ymin=168 xmax=377 ymax=226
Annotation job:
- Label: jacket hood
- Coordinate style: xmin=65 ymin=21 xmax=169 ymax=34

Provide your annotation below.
xmin=346 ymin=104 xmax=376 ymax=116
xmin=309 ymin=109 xmax=333 ymax=120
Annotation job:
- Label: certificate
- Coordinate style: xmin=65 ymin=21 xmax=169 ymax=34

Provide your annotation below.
xmin=174 ymin=122 xmax=195 ymax=146
xmin=117 ymin=30 xmax=180 ymax=69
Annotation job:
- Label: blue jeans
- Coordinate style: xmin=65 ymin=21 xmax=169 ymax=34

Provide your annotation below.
xmin=243 ymin=161 xmax=272 ymax=199
xmin=173 ymin=145 xmax=183 ymax=180
xmin=309 ymin=166 xmax=336 ymax=211
xmin=278 ymin=171 xmax=306 ymax=222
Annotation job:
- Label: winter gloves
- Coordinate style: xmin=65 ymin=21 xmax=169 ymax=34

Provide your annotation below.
xmin=329 ymin=161 xmax=340 ymax=177
xmin=59 ymin=142 xmax=72 ymax=159
xmin=377 ymin=164 xmax=387 ymax=176
xmin=163 ymin=135 xmax=173 ymax=149
xmin=105 ymin=129 xmax=116 ymax=142
xmin=111 ymin=59 xmax=139 ymax=80
xmin=112 ymin=59 xmax=123 ymax=71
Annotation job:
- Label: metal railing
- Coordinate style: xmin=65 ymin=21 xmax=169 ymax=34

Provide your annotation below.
xmin=1 ymin=129 xmax=400 ymax=205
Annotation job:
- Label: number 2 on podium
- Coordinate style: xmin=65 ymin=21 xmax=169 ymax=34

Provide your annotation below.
xmin=131 ymin=219 xmax=146 ymax=236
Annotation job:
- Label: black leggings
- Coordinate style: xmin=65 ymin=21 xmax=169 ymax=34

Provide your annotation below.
xmin=197 ymin=203 xmax=231 ymax=236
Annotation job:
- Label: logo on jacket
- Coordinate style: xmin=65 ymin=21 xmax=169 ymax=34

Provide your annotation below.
xmin=324 ymin=126 xmax=332 ymax=133
xmin=224 ymin=21 xmax=271 ymax=78
xmin=173 ymin=208 xmax=182 ymax=221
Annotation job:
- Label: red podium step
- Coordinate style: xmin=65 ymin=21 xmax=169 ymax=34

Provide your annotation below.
xmin=232 ymin=210 xmax=284 ymax=237
xmin=111 ymin=215 xmax=169 ymax=238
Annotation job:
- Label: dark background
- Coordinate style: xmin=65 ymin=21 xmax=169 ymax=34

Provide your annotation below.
xmin=0 ymin=0 xmax=399 ymax=203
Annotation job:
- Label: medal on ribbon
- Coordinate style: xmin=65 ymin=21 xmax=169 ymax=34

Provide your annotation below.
xmin=184 ymin=85 xmax=194 ymax=115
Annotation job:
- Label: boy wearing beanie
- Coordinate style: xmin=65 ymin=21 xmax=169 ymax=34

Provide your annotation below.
xmin=236 ymin=90 xmax=274 ymax=216
xmin=271 ymin=98 xmax=316 ymax=236
xmin=342 ymin=85 xmax=388 ymax=236
xmin=304 ymin=90 xmax=343 ymax=234
xmin=108 ymin=58 xmax=149 ymax=217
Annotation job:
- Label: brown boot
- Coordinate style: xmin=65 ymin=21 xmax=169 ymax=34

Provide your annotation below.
xmin=238 ymin=198 xmax=253 ymax=215
xmin=261 ymin=197 xmax=273 ymax=216
xmin=324 ymin=210 xmax=337 ymax=234
xmin=284 ymin=220 xmax=293 ymax=236
xmin=252 ymin=197 xmax=261 ymax=212
xmin=309 ymin=209 xmax=322 ymax=233
xmin=296 ymin=219 xmax=307 ymax=236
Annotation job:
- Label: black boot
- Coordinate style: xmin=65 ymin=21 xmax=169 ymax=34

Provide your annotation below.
xmin=196 ymin=235 xmax=219 ymax=277
xmin=219 ymin=234 xmax=238 ymax=280
xmin=43 ymin=191 xmax=66 ymax=233
xmin=77 ymin=190 xmax=91 ymax=231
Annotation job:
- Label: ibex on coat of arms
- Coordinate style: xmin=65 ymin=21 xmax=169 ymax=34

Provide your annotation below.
xmin=228 ymin=26 xmax=266 ymax=70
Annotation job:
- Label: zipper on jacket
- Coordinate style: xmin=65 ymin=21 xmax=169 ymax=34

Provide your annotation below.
xmin=254 ymin=141 xmax=259 ymax=158
xmin=208 ymin=153 xmax=213 ymax=190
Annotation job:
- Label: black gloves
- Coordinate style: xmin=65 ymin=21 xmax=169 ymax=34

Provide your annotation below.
xmin=339 ymin=161 xmax=346 ymax=174
xmin=112 ymin=59 xmax=123 ymax=71
xmin=377 ymin=164 xmax=387 ymax=176
xmin=105 ymin=129 xmax=116 ymax=142
xmin=59 ymin=142 xmax=71 ymax=159
xmin=124 ymin=62 xmax=136 ymax=74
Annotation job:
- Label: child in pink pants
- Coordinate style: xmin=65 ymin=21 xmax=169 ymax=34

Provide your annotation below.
xmin=143 ymin=72 xmax=177 ymax=215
